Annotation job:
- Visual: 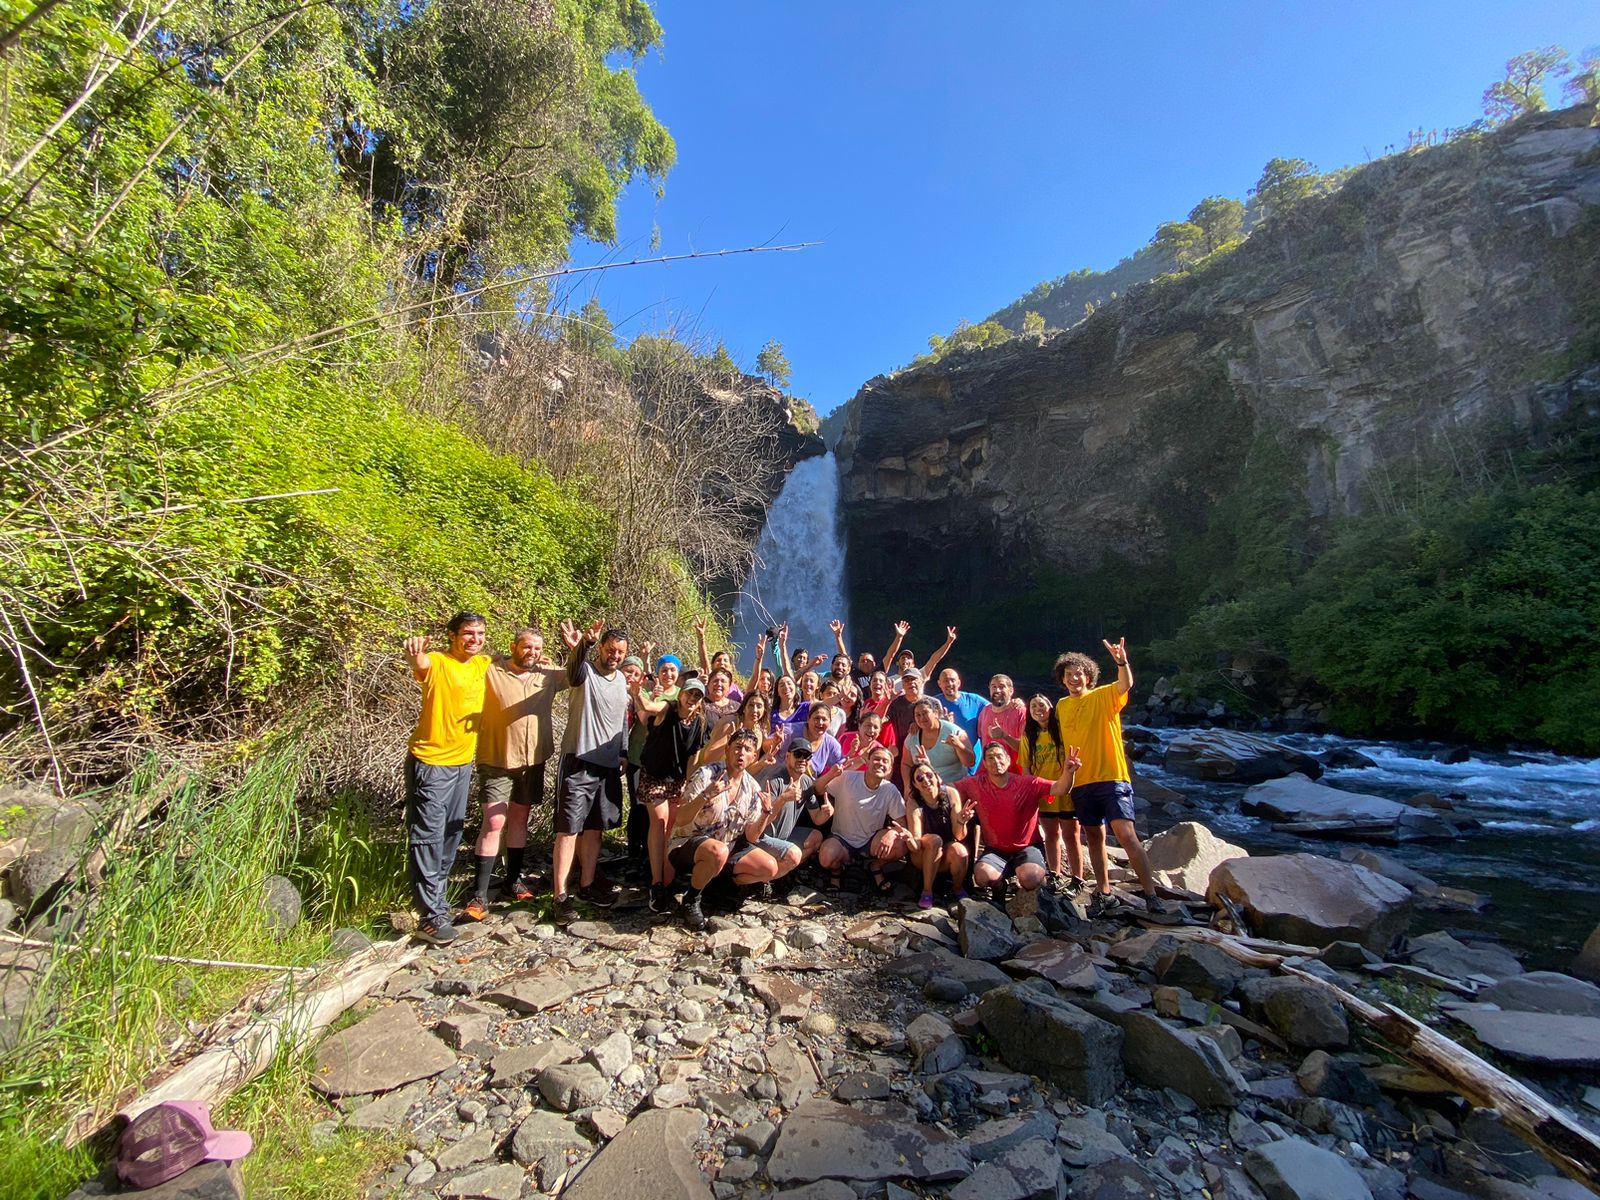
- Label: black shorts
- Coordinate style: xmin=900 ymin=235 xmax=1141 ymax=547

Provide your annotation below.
xmin=556 ymin=755 xmax=622 ymax=834
xmin=978 ymin=845 xmax=1046 ymax=878
xmin=479 ymin=763 xmax=545 ymax=809
xmin=1072 ymin=781 xmax=1136 ymax=826
xmin=669 ymin=834 xmax=733 ymax=877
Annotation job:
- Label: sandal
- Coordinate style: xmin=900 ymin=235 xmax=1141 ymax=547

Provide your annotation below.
xmin=826 ymin=869 xmax=843 ymax=893
xmin=870 ymin=868 xmax=894 ymax=895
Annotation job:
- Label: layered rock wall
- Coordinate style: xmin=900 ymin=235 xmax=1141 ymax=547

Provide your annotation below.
xmin=836 ymin=107 xmax=1600 ymax=663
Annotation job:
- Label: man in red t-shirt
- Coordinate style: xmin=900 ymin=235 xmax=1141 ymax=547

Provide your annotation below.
xmin=955 ymin=741 xmax=1079 ymax=898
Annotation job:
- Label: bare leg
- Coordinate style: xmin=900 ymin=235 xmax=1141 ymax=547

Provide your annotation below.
xmin=1082 ymin=823 xmax=1112 ymax=895
xmin=691 ymin=839 xmax=730 ymax=889
xmin=552 ymin=831 xmax=577 ymax=898
xmin=577 ymin=829 xmax=602 ymax=888
xmin=1016 ymin=861 xmax=1047 ymax=891
xmin=945 ymin=842 xmax=969 ymax=891
xmin=646 ymin=801 xmax=671 ymax=886
xmin=476 ymin=798 xmax=508 ymax=857
xmin=1110 ymin=818 xmax=1157 ymax=895
xmin=917 ymin=833 xmax=942 ymax=895
xmin=1062 ymin=818 xmax=1085 ymax=880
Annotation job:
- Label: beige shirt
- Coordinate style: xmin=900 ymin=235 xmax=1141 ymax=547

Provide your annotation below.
xmin=477 ymin=661 xmax=568 ymax=769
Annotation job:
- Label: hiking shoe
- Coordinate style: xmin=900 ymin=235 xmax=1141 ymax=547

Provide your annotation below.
xmin=460 ymin=897 xmax=489 ymax=923
xmin=918 ymin=893 xmax=934 ymax=909
xmin=552 ymin=894 xmax=578 ymax=927
xmin=1066 ymin=876 xmax=1087 ymax=896
xmin=681 ymin=891 xmax=708 ymax=932
xmin=648 ymin=883 xmax=673 ymax=914
xmin=757 ymin=881 xmax=776 ymax=903
xmin=505 ymin=878 xmax=536 ymax=904
xmin=414 ymin=919 xmax=459 ymax=946
xmin=1143 ymin=894 xmax=1184 ymax=923
xmin=578 ymin=880 xmax=618 ymax=908
xmin=1088 ymin=892 xmax=1132 ymax=919
xmin=988 ymin=883 xmax=1007 ymax=908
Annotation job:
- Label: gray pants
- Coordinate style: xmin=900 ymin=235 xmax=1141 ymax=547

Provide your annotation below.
xmin=405 ymin=755 xmax=473 ymax=926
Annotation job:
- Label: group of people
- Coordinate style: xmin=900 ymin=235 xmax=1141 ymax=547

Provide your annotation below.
xmin=400 ymin=615 xmax=1171 ymax=945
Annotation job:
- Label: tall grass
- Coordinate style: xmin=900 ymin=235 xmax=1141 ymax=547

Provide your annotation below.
xmin=0 ymin=746 xmax=409 ymax=1200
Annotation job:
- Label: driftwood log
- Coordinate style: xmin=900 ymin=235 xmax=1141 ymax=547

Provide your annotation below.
xmin=63 ymin=934 xmax=422 ymax=1148
xmin=1159 ymin=925 xmax=1600 ymax=1190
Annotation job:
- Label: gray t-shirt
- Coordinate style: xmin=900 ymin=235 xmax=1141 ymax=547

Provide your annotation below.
xmin=562 ymin=657 xmax=629 ymax=768
xmin=762 ymin=771 xmax=821 ymax=842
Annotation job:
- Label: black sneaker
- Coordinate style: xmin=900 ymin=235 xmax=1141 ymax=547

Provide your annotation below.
xmin=414 ymin=919 xmax=460 ymax=945
xmin=757 ymin=881 xmax=776 ymax=902
xmin=681 ymin=891 xmax=708 ymax=932
xmin=648 ymin=883 xmax=673 ymax=914
xmin=1088 ymin=891 xmax=1131 ymax=919
xmin=1066 ymin=876 xmax=1087 ymax=896
xmin=988 ymin=883 xmax=1007 ymax=908
xmin=552 ymin=894 xmax=578 ymax=927
xmin=579 ymin=880 xmax=618 ymax=908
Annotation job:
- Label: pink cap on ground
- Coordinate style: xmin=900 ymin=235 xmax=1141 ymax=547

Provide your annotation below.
xmin=116 ymin=1101 xmax=253 ymax=1188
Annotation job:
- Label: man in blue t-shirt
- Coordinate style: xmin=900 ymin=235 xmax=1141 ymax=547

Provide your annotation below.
xmin=935 ymin=668 xmax=988 ymax=773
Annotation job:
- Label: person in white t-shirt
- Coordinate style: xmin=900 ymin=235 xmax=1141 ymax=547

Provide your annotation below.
xmin=812 ymin=744 xmax=909 ymax=894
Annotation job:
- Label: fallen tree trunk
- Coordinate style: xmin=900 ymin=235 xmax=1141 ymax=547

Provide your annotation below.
xmin=63 ymin=934 xmax=422 ymax=1148
xmin=1162 ymin=925 xmax=1600 ymax=1189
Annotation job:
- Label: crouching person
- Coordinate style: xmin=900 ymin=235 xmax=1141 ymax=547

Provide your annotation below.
xmin=668 ymin=729 xmax=766 ymax=931
xmin=731 ymin=736 xmax=827 ymax=893
xmin=812 ymin=744 xmax=911 ymax=896
xmin=957 ymin=741 xmax=1080 ymax=905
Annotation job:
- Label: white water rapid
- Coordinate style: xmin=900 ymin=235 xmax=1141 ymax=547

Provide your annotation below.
xmin=733 ymin=452 xmax=849 ymax=665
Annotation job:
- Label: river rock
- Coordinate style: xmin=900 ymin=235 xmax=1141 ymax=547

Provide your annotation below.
xmin=539 ymin=1062 xmax=610 ymax=1111
xmin=481 ymin=968 xmax=591 ymax=1013
xmin=767 ymin=1099 xmax=972 ymax=1184
xmin=1003 ymin=939 xmax=1100 ymax=990
xmin=1336 ymin=847 xmax=1434 ymax=889
xmin=561 ymin=1109 xmax=710 ymax=1199
xmin=948 ymin=1137 xmax=1063 ymax=1200
xmin=1242 ymin=978 xmax=1350 ymax=1050
xmin=958 ymin=898 xmax=1021 ymax=961
xmin=1244 ymin=1137 xmax=1373 ymax=1200
xmin=258 ymin=874 xmax=302 ymax=934
xmin=1141 ymin=822 xmax=1247 ymax=894
xmin=963 ymin=1110 xmax=1058 ymax=1162
xmin=1405 ymin=931 xmax=1523 ymax=981
xmin=438 ymin=1164 xmax=525 ymax=1200
xmin=1208 ymin=852 xmax=1412 ymax=950
xmin=0 ymin=787 xmax=99 ymax=913
xmin=1119 ymin=1011 xmax=1248 ymax=1107
xmin=1320 ymin=746 xmax=1378 ymax=769
xmin=1164 ymin=731 xmax=1324 ymax=783
xmin=748 ymin=974 xmax=814 ymax=1021
xmin=1157 ymin=942 xmax=1243 ymax=1000
xmin=489 ymin=1039 xmax=581 ymax=1087
xmin=1477 ymin=971 xmax=1600 ymax=1016
xmin=585 ymin=1030 xmax=633 ymax=1079
xmin=311 ymin=1003 xmax=455 ymax=1096
xmin=1242 ymin=772 xmax=1412 ymax=825
xmin=512 ymin=1110 xmax=587 ymax=1170
xmin=1444 ymin=1007 xmax=1600 ymax=1068
xmin=975 ymin=983 xmax=1123 ymax=1104
xmin=885 ymin=948 xmax=1011 ymax=994
xmin=906 ymin=1011 xmax=965 ymax=1073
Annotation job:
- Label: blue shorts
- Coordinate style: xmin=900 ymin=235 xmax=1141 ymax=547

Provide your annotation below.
xmin=1072 ymin=780 xmax=1136 ymax=826
xmin=731 ymin=834 xmax=800 ymax=865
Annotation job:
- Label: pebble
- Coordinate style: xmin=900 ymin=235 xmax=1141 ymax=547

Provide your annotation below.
xmin=456 ymin=1099 xmax=488 ymax=1124
xmin=798 ymin=1012 xmax=838 ymax=1037
xmin=403 ymin=1161 xmax=437 ymax=1186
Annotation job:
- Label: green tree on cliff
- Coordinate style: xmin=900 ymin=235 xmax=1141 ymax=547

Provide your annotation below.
xmin=1566 ymin=50 xmax=1600 ymax=104
xmin=1189 ymin=196 xmax=1246 ymax=255
xmin=1022 ymin=310 xmax=1047 ymax=336
xmin=756 ymin=339 xmax=793 ymax=387
xmin=1251 ymin=158 xmax=1322 ymax=221
xmin=567 ymin=296 xmax=618 ymax=360
xmin=1154 ymin=220 xmax=1205 ymax=264
xmin=703 ymin=341 xmax=740 ymax=380
xmin=1482 ymin=45 xmax=1570 ymax=124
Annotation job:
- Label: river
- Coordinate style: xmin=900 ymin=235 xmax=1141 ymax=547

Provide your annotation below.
xmin=1132 ymin=728 xmax=1600 ymax=971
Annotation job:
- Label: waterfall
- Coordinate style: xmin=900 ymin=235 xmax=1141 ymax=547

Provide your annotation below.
xmin=733 ymin=452 xmax=849 ymax=663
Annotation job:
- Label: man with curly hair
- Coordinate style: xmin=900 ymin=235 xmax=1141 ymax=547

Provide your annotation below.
xmin=1054 ymin=639 xmax=1171 ymax=919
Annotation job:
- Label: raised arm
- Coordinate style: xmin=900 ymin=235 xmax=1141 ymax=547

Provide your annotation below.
xmin=695 ymin=617 xmax=711 ymax=674
xmin=813 ymin=748 xmax=865 ymax=794
xmin=945 ymin=726 xmax=975 ymax=772
xmin=560 ymin=619 xmax=596 ymax=686
xmin=776 ymin=623 xmax=792 ymax=679
xmin=1048 ymin=747 xmax=1084 ymax=798
xmin=921 ymin=626 xmax=958 ymax=679
xmin=831 ymin=618 xmax=848 ymax=660
xmin=403 ymin=635 xmax=431 ymax=681
xmin=1104 ymin=637 xmax=1133 ymax=696
xmin=744 ymin=632 xmax=769 ymax=695
xmin=881 ymin=620 xmax=908 ymax=668
xmin=629 ymin=673 xmax=668 ymax=720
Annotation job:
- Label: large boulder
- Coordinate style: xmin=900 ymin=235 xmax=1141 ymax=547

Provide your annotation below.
xmin=1119 ymin=1012 xmax=1249 ymax=1107
xmin=1478 ymin=971 xmax=1600 ymax=1017
xmin=1405 ymin=931 xmax=1523 ymax=982
xmin=974 ymin=983 xmax=1123 ymax=1105
xmin=957 ymin=898 xmax=1021 ymax=962
xmin=1244 ymin=1138 xmax=1373 ymax=1200
xmin=564 ymin=1109 xmax=712 ymax=1200
xmin=1444 ymin=1007 xmax=1600 ymax=1069
xmin=1241 ymin=978 xmax=1350 ymax=1050
xmin=1208 ymin=853 xmax=1412 ymax=951
xmin=1163 ymin=731 xmax=1323 ymax=783
xmin=1142 ymin=821 xmax=1248 ymax=895
xmin=1242 ymin=774 xmax=1408 ymax=825
xmin=766 ymin=1100 xmax=972 ymax=1184
xmin=1574 ymin=923 xmax=1600 ymax=982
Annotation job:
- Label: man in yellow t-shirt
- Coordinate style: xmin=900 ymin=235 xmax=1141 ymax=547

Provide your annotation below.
xmin=1054 ymin=637 xmax=1169 ymax=919
xmin=404 ymin=612 xmax=491 ymax=944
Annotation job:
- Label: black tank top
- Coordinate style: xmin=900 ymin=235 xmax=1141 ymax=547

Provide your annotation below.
xmin=639 ymin=701 xmax=710 ymax=780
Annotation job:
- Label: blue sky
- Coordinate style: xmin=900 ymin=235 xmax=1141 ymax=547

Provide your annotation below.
xmin=565 ymin=1 xmax=1598 ymax=415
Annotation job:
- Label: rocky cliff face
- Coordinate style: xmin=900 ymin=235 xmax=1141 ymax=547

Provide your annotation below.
xmin=835 ymin=107 xmax=1600 ymax=667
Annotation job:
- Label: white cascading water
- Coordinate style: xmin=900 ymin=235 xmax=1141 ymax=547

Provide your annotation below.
xmin=733 ymin=452 xmax=849 ymax=664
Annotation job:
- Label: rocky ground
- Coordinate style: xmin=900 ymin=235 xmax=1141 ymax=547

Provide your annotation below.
xmin=293 ymin=831 xmax=1600 ymax=1200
